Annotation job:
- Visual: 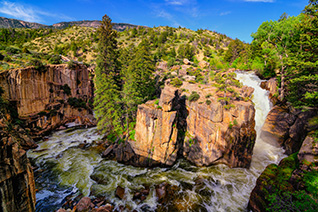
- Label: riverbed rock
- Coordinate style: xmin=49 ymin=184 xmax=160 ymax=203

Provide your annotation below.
xmin=76 ymin=197 xmax=94 ymax=212
xmin=115 ymin=186 xmax=125 ymax=200
xmin=0 ymin=64 xmax=96 ymax=138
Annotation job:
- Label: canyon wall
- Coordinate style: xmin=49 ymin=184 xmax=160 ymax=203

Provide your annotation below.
xmin=0 ymin=64 xmax=95 ymax=138
xmin=0 ymin=113 xmax=36 ymax=212
xmin=0 ymin=64 xmax=95 ymax=212
xmin=125 ymin=82 xmax=256 ymax=168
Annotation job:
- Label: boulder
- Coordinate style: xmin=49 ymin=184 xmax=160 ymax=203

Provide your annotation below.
xmin=198 ymin=61 xmax=209 ymax=69
xmin=115 ymin=186 xmax=125 ymax=200
xmin=183 ymin=58 xmax=192 ymax=65
xmin=76 ymin=197 xmax=94 ymax=212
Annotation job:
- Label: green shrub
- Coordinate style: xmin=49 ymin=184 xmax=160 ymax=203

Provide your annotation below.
xmin=62 ymin=84 xmax=71 ymax=95
xmin=67 ymin=60 xmax=77 ymax=69
xmin=48 ymin=55 xmax=61 ymax=64
xmin=206 ymin=99 xmax=212 ymax=105
xmin=30 ymin=59 xmax=46 ymax=71
xmin=170 ymin=77 xmax=183 ymax=88
xmin=189 ymin=91 xmax=200 ymax=102
xmin=68 ymin=97 xmax=87 ymax=109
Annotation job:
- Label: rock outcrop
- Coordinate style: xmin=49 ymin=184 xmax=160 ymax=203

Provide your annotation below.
xmin=249 ymin=114 xmax=318 ymax=212
xmin=121 ymin=78 xmax=256 ymax=168
xmin=0 ymin=113 xmax=36 ymax=212
xmin=260 ymin=105 xmax=316 ymax=154
xmin=0 ymin=64 xmax=95 ymax=138
xmin=260 ymin=77 xmax=278 ymax=104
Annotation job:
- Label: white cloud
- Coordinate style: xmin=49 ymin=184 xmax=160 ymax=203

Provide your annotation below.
xmin=165 ymin=0 xmax=190 ymax=6
xmin=0 ymin=1 xmax=73 ymax=23
xmin=0 ymin=1 xmax=40 ymax=22
xmin=157 ymin=9 xmax=181 ymax=27
xmin=244 ymin=0 xmax=274 ymax=2
xmin=220 ymin=11 xmax=231 ymax=16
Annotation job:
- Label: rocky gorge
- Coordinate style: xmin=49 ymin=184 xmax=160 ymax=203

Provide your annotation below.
xmin=248 ymin=77 xmax=318 ymax=211
xmin=0 ymin=64 xmax=95 ymax=212
xmin=1 ymin=65 xmax=313 ymax=212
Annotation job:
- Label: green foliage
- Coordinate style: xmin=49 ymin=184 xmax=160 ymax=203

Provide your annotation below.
xmin=170 ymin=77 xmax=183 ymax=88
xmin=68 ymin=97 xmax=87 ymax=109
xmin=206 ymin=99 xmax=211 ymax=105
xmin=61 ymin=84 xmax=71 ymax=95
xmin=188 ymin=91 xmax=200 ymax=102
xmin=29 ymin=59 xmax=45 ymax=71
xmin=48 ymin=55 xmax=61 ymax=64
xmin=67 ymin=60 xmax=77 ymax=69
xmin=94 ymin=14 xmax=122 ymax=135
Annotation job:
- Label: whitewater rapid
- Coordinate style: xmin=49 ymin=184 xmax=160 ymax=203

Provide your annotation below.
xmin=28 ymin=71 xmax=286 ymax=212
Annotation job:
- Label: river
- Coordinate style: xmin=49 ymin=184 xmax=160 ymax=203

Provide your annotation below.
xmin=27 ymin=71 xmax=286 ymax=212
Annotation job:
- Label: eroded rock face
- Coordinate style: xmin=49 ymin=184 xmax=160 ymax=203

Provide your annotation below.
xmin=131 ymin=101 xmax=179 ymax=166
xmin=0 ymin=114 xmax=36 ymax=212
xmin=126 ymin=83 xmax=256 ymax=168
xmin=183 ymin=98 xmax=255 ymax=167
xmin=260 ymin=105 xmax=316 ymax=154
xmin=260 ymin=77 xmax=278 ymax=104
xmin=0 ymin=64 xmax=95 ymax=138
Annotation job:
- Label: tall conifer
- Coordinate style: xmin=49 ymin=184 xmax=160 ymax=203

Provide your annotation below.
xmin=94 ymin=15 xmax=123 ymax=135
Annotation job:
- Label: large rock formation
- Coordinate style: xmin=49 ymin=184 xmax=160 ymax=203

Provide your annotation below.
xmin=0 ymin=64 xmax=95 ymax=138
xmin=0 ymin=113 xmax=36 ymax=212
xmin=121 ymin=79 xmax=256 ymax=168
xmin=260 ymin=105 xmax=316 ymax=154
xmin=260 ymin=77 xmax=278 ymax=104
xmin=249 ymin=113 xmax=318 ymax=212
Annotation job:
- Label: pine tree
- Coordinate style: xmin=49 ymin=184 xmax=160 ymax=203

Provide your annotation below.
xmin=286 ymin=0 xmax=318 ymax=108
xmin=94 ymin=15 xmax=123 ymax=135
xmin=121 ymin=40 xmax=156 ymax=139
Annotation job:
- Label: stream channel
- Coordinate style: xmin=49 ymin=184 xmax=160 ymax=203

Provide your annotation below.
xmin=28 ymin=71 xmax=286 ymax=212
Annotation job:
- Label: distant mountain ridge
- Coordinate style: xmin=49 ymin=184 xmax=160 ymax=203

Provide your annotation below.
xmin=0 ymin=17 xmax=139 ymax=31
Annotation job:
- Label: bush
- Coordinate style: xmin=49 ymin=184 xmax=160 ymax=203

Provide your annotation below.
xmin=48 ymin=55 xmax=61 ymax=64
xmin=30 ymin=59 xmax=46 ymax=71
xmin=170 ymin=77 xmax=183 ymax=88
xmin=6 ymin=46 xmax=21 ymax=55
xmin=67 ymin=60 xmax=77 ymax=69
xmin=189 ymin=91 xmax=200 ymax=102
xmin=68 ymin=97 xmax=87 ymax=109
xmin=62 ymin=84 xmax=71 ymax=95
xmin=206 ymin=99 xmax=211 ymax=105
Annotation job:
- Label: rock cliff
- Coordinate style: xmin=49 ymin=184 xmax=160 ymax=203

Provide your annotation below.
xmin=0 ymin=64 xmax=95 ymax=138
xmin=260 ymin=105 xmax=316 ymax=154
xmin=123 ymin=77 xmax=256 ymax=168
xmin=0 ymin=113 xmax=36 ymax=212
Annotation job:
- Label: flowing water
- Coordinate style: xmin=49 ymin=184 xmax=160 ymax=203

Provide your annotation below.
xmin=28 ymin=72 xmax=286 ymax=212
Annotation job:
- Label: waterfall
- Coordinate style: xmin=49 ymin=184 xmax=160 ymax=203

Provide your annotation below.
xmin=28 ymin=71 xmax=286 ymax=212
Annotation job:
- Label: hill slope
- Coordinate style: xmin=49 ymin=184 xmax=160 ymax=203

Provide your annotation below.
xmin=0 ymin=17 xmax=139 ymax=31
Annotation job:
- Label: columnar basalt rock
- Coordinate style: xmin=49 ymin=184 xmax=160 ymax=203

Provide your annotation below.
xmin=183 ymin=95 xmax=256 ymax=167
xmin=0 ymin=114 xmax=36 ymax=212
xmin=0 ymin=64 xmax=95 ymax=137
xmin=125 ymin=82 xmax=256 ymax=168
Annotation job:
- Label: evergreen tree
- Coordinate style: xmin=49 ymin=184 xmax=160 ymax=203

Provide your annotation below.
xmin=286 ymin=0 xmax=318 ymax=108
xmin=94 ymin=15 xmax=123 ymax=135
xmin=121 ymin=39 xmax=156 ymax=139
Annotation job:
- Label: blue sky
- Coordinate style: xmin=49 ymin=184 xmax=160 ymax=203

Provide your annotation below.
xmin=0 ymin=0 xmax=309 ymax=43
